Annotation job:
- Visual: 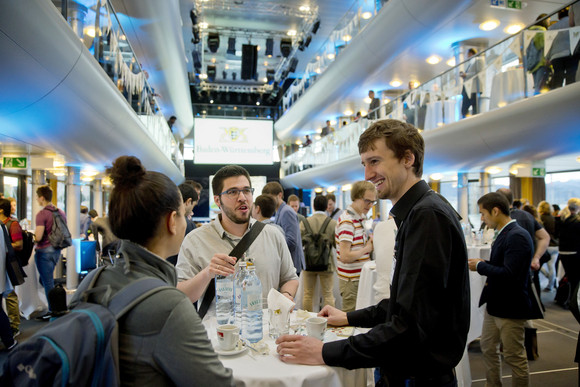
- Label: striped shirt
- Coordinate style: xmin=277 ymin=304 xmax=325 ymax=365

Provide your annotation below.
xmin=335 ymin=206 xmax=370 ymax=280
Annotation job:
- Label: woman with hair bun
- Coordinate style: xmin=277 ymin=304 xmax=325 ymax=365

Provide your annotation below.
xmin=70 ymin=156 xmax=233 ymax=386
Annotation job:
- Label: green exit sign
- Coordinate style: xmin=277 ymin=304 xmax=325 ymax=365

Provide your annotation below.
xmin=3 ymin=157 xmax=27 ymax=169
xmin=507 ymin=0 xmax=522 ymax=9
xmin=532 ymin=167 xmax=545 ymax=177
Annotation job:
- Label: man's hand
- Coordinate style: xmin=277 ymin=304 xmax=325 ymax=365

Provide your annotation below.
xmin=318 ymin=305 xmax=348 ymax=326
xmin=531 ymin=257 xmax=540 ymax=271
xmin=275 ymin=335 xmax=324 ymax=365
xmin=468 ymin=258 xmax=483 ymax=271
xmin=208 ymin=254 xmax=237 ymax=277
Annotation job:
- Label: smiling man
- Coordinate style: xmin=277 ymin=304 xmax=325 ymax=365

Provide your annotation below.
xmin=176 ymin=165 xmax=298 ymax=318
xmin=276 ymin=119 xmax=470 ymax=387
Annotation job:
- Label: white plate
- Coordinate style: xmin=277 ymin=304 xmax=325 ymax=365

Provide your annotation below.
xmin=215 ymin=346 xmax=247 ymax=356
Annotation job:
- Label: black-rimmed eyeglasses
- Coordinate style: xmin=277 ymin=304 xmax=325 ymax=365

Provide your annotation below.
xmin=218 ymin=187 xmax=255 ymax=199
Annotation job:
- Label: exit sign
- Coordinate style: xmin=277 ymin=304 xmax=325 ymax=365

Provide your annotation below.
xmin=3 ymin=157 xmax=27 ymax=169
xmin=507 ymin=0 xmax=522 ymax=9
xmin=532 ymin=167 xmax=545 ymax=177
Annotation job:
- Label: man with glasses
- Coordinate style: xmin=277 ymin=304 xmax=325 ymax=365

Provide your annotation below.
xmin=335 ymin=180 xmax=376 ymax=312
xmin=176 ymin=165 xmax=298 ymax=318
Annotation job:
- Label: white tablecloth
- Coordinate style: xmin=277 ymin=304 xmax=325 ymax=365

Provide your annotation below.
xmin=466 ymin=244 xmax=491 ymax=344
xmin=356 ymin=261 xmax=377 ymax=310
xmin=14 ymin=254 xmax=49 ymax=319
xmin=489 ymin=69 xmax=526 ymax=110
xmin=203 ymin=312 xmax=369 ymax=387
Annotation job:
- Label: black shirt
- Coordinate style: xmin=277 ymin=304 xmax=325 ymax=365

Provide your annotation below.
xmin=322 ymin=180 xmax=470 ymax=382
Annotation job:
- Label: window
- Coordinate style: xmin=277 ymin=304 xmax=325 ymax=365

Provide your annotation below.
xmin=546 ymin=171 xmax=580 ymax=209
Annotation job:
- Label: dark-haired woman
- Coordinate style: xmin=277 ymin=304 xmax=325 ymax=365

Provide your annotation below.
xmin=70 ymin=156 xmax=232 ymax=386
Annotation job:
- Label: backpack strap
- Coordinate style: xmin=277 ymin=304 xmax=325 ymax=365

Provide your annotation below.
xmin=319 ymin=216 xmax=332 ymax=235
xmin=5 ymin=219 xmax=14 ymax=243
xmin=330 ymin=208 xmax=340 ymax=219
xmin=198 ymin=221 xmax=265 ymax=319
xmin=107 ymin=277 xmax=170 ymax=319
xmin=302 ymin=217 xmax=314 ymax=235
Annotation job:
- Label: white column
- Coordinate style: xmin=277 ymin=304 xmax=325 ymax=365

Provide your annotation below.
xmin=480 ymin=172 xmax=491 ymax=195
xmin=66 ymin=166 xmax=81 ymax=289
xmin=92 ymin=179 xmax=103 ymax=217
xmin=457 ymin=172 xmax=469 ymax=221
xmin=31 ymin=170 xmax=46 ymax=229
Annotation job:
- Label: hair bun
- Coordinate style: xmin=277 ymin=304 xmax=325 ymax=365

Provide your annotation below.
xmin=108 ymin=156 xmax=146 ymax=188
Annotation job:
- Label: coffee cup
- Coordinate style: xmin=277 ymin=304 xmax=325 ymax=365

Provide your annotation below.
xmin=217 ymin=324 xmax=239 ymax=351
xmin=306 ymin=317 xmax=327 ymax=341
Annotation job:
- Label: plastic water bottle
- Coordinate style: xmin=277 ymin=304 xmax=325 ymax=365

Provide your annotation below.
xmin=234 ymin=260 xmax=248 ymax=333
xmin=241 ymin=261 xmax=263 ymax=343
xmin=215 ymin=273 xmax=234 ymax=325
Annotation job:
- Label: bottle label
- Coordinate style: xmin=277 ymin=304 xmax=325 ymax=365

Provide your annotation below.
xmin=247 ymin=293 xmax=262 ymax=311
xmin=217 ymin=285 xmax=233 ymax=294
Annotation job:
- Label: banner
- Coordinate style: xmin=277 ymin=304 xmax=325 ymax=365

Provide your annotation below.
xmin=544 ymin=30 xmax=558 ymax=57
xmin=508 ymin=36 xmax=522 ymax=59
xmin=570 ymin=26 xmax=580 ymax=55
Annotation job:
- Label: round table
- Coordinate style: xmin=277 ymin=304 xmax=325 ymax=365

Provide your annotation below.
xmin=203 ymin=312 xmax=370 ymax=387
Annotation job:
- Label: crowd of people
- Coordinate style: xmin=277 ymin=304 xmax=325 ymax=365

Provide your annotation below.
xmin=1 ymin=117 xmax=579 ymax=386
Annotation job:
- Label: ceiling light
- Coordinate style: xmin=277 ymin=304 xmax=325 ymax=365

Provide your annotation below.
xmin=390 ymin=80 xmax=402 ymax=87
xmin=287 ymin=30 xmax=297 ymax=36
xmin=314 ymin=135 xmax=321 ymax=140
xmin=81 ymin=176 xmax=95 ymax=182
xmin=263 ymin=77 xmax=268 ymax=83
xmin=264 ymin=61 xmax=268 ymax=66
xmin=256 ymin=101 xmax=260 ymax=106
xmin=211 ymin=57 xmax=216 ymax=63
xmin=330 ymin=120 xmax=336 ymax=125
xmin=315 ymin=68 xmax=321 ymax=74
xmin=199 ymin=22 xmax=208 ymax=29
xmin=53 ymin=170 xmax=66 ymax=177
xmin=256 ymin=45 xmax=261 ymax=51
xmin=120 ymin=34 xmax=126 ymax=40
xmin=341 ymin=184 xmax=352 ymax=191
xmin=363 ymin=97 xmax=372 ymax=104
xmin=343 ymin=34 xmax=352 ymax=42
xmin=479 ymin=20 xmax=499 ymax=31
xmin=497 ymin=101 xmax=507 ymax=108
xmin=411 ymin=81 xmax=420 ymax=88
xmin=446 ymin=58 xmax=456 ymax=67
xmin=200 ymin=73 xmax=208 ymax=79
xmin=344 ymin=109 xmax=353 ymax=116
xmin=296 ymin=140 xmax=302 ymax=145
xmin=225 ymin=64 xmax=230 ymax=70
xmin=299 ymin=5 xmax=310 ymax=12
xmin=383 ymin=97 xmax=390 ymax=103
xmin=484 ymin=166 xmax=503 ymax=174
xmin=326 ymin=186 xmax=337 ymax=193
xmin=327 ymin=53 xmax=335 ymax=60
xmin=84 ymin=26 xmax=96 ymax=37
xmin=82 ymin=169 xmax=99 ymax=177
xmin=509 ymin=167 xmax=518 ymax=175
xmin=576 ymin=156 xmax=580 ymax=163
xmin=314 ymin=187 xmax=324 ymax=193
xmin=362 ymin=12 xmax=373 ymax=20
xmin=210 ymin=99 xmax=214 ymax=104
xmin=429 ymin=173 xmax=443 ymax=181
xmin=504 ymin=23 xmax=524 ymax=34
xmin=102 ymin=176 xmax=112 ymax=186
xmin=426 ymin=55 xmax=441 ymax=65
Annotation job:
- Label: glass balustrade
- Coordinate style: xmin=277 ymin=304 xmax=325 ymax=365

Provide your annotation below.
xmin=282 ymin=0 xmax=579 ymax=176
xmin=50 ymin=0 xmax=182 ymax=171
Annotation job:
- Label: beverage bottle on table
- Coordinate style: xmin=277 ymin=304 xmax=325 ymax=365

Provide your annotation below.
xmin=215 ymin=270 xmax=234 ymax=325
xmin=234 ymin=259 xmax=248 ymax=333
xmin=241 ymin=259 xmax=263 ymax=343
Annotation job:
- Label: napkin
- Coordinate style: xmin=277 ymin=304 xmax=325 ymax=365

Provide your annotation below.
xmin=267 ymin=288 xmax=295 ymax=316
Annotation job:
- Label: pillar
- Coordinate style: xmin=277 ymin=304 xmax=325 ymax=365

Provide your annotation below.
xmin=66 ymin=166 xmax=81 ymax=289
xmin=428 ymin=180 xmax=441 ymax=193
xmin=480 ymin=172 xmax=491 ymax=195
xmin=31 ymin=170 xmax=46 ymax=229
xmin=92 ymin=179 xmax=103 ymax=217
xmin=457 ymin=172 xmax=469 ymax=221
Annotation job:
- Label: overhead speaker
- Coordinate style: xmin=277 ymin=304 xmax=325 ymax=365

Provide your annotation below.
xmin=227 ymin=37 xmax=236 ymax=55
xmin=207 ymin=33 xmax=220 ymax=53
xmin=312 ymin=19 xmax=320 ymax=34
xmin=288 ymin=57 xmax=299 ymax=73
xmin=280 ymin=38 xmax=292 ymax=58
xmin=241 ymin=44 xmax=258 ymax=80
xmin=192 ymin=50 xmax=202 ymax=72
xmin=265 ymin=38 xmax=274 ymax=57
xmin=207 ymin=65 xmax=216 ymax=82
xmin=192 ymin=26 xmax=200 ymax=44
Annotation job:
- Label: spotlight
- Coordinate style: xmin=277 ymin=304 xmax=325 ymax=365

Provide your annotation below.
xmin=265 ymin=38 xmax=274 ymax=57
xmin=280 ymin=38 xmax=292 ymax=58
xmin=222 ymin=71 xmax=227 ymax=79
xmin=304 ymin=34 xmax=312 ymax=47
xmin=190 ymin=10 xmax=198 ymax=25
xmin=192 ymin=50 xmax=202 ymax=72
xmin=298 ymin=39 xmax=305 ymax=51
xmin=227 ymin=37 xmax=236 ymax=55
xmin=266 ymin=69 xmax=275 ymax=84
xmin=207 ymin=33 xmax=220 ymax=53
xmin=207 ymin=65 xmax=216 ymax=82
xmin=312 ymin=19 xmax=320 ymax=34
xmin=288 ymin=57 xmax=299 ymax=73
xmin=192 ymin=27 xmax=200 ymax=44
xmin=232 ymin=72 xmax=237 ymax=80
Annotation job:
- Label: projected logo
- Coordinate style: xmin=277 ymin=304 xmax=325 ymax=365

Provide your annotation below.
xmin=220 ymin=127 xmax=248 ymax=143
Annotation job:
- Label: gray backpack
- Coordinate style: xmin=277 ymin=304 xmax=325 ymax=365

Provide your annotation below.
xmin=1 ymin=266 xmax=170 ymax=386
xmin=302 ymin=217 xmax=333 ymax=271
xmin=48 ymin=208 xmax=72 ymax=249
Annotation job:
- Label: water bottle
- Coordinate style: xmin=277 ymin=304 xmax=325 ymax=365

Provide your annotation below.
xmin=241 ymin=261 xmax=263 ymax=343
xmin=234 ymin=260 xmax=248 ymax=333
xmin=215 ymin=273 xmax=234 ymax=325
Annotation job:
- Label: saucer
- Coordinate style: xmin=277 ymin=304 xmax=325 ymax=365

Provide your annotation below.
xmin=215 ymin=346 xmax=247 ymax=356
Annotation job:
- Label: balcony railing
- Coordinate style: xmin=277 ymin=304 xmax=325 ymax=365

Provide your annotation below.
xmin=282 ymin=1 xmax=579 ymax=176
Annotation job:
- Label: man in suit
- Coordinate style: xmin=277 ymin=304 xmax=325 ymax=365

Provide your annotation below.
xmin=262 ymin=182 xmax=305 ymax=275
xmin=469 ymin=192 xmax=534 ymax=387
xmin=300 ymin=195 xmax=337 ymax=311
